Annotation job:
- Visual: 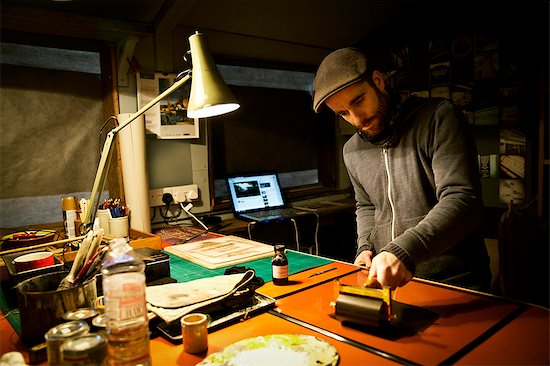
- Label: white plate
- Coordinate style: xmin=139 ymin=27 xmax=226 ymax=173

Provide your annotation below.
xmin=197 ymin=334 xmax=339 ymax=366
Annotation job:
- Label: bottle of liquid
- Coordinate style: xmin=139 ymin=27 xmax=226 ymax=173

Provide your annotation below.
xmin=61 ymin=196 xmax=78 ymax=239
xmin=272 ymin=244 xmax=289 ymax=285
xmin=101 ymin=238 xmax=150 ymax=366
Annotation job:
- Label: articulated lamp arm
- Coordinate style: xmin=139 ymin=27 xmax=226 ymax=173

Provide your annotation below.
xmin=81 ymin=73 xmax=191 ymax=232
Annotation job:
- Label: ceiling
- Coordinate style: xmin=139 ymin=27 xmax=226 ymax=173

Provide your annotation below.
xmin=1 ymin=0 xmax=406 ymax=68
xmin=1 ymin=1 xmax=542 ymax=70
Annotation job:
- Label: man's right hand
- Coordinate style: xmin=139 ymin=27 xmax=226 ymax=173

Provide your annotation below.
xmin=353 ymin=250 xmax=374 ymax=271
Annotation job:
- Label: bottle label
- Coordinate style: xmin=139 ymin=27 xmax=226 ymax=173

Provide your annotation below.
xmin=103 ymin=272 xmax=147 ymax=321
xmin=272 ymin=265 xmax=288 ymax=279
xmin=63 ymin=210 xmax=78 ymax=238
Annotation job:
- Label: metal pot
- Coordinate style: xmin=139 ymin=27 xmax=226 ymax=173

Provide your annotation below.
xmin=16 ymin=271 xmax=97 ymax=346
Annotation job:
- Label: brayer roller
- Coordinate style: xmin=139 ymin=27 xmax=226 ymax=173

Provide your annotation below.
xmin=331 ymin=278 xmax=394 ymax=328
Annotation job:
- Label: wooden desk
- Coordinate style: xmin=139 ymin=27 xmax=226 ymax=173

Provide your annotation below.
xmin=218 ymin=198 xmax=358 ymax=262
xmin=1 ymin=253 xmax=548 ymax=365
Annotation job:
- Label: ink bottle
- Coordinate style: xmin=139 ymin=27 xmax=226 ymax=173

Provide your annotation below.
xmin=272 ymin=245 xmax=288 ymax=285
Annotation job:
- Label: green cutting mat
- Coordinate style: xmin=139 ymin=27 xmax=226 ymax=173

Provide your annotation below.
xmin=0 ymin=284 xmax=20 ymax=332
xmin=166 ymin=250 xmax=332 ymax=283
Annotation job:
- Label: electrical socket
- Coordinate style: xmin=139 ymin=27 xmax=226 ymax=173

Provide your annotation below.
xmin=149 ymin=184 xmax=199 ymax=207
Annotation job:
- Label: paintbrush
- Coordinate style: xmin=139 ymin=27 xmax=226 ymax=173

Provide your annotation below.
xmin=57 ymin=230 xmax=94 ymax=290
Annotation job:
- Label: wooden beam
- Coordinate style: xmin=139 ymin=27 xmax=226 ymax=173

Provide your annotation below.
xmin=117 ymin=37 xmax=139 ymax=86
xmin=153 ymin=0 xmax=196 ymax=71
xmin=1 ymin=5 xmax=153 ymax=43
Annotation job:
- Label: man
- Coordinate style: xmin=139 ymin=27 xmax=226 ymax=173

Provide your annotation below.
xmin=313 ymin=47 xmax=491 ymax=291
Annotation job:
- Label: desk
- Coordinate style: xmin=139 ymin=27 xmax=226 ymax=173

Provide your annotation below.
xmin=218 ymin=198 xmax=358 ymax=262
xmin=1 ymin=250 xmax=548 ymax=365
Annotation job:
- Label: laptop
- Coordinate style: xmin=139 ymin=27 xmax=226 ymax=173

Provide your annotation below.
xmin=226 ymin=172 xmax=307 ymax=222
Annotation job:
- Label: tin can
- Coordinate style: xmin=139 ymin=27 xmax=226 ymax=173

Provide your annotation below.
xmin=44 ymin=321 xmax=89 ymax=366
xmin=63 ymin=308 xmax=99 ymax=329
xmin=92 ymin=313 xmax=106 ymax=332
xmin=61 ymin=332 xmax=107 ymax=365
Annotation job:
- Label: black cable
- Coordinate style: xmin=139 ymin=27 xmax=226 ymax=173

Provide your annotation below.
xmin=98 ymin=116 xmax=118 ymax=154
xmin=158 ymin=204 xmax=182 ymax=224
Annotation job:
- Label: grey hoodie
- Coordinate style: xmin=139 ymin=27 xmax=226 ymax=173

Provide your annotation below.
xmin=344 ymin=97 xmax=491 ymax=291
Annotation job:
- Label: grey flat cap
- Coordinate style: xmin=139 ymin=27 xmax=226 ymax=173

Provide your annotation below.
xmin=313 ymin=47 xmax=368 ymax=113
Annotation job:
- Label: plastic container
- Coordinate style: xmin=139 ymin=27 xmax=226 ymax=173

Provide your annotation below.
xmin=101 ymin=238 xmax=150 ymax=365
xmin=272 ymin=245 xmax=289 ymax=285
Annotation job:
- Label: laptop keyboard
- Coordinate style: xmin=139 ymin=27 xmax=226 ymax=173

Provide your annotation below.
xmin=253 ymin=209 xmax=294 ymax=218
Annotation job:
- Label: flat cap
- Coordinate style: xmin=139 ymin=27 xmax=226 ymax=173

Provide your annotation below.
xmin=313 ymin=47 xmax=368 ymax=113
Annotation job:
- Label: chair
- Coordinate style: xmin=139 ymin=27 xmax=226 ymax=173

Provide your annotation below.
xmin=497 ymin=199 xmax=548 ymax=306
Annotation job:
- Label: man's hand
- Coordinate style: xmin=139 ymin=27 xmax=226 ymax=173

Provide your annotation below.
xmin=368 ymin=251 xmax=412 ymax=288
xmin=353 ymin=250 xmax=374 ymax=271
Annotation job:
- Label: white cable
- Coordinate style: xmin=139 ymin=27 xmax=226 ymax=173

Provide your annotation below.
xmin=180 ymin=202 xmax=208 ymax=230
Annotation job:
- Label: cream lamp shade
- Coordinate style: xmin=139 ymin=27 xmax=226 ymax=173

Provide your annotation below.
xmin=187 ymin=32 xmax=240 ymax=118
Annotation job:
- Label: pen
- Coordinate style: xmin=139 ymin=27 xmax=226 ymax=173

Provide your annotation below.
xmin=308 ymin=267 xmax=337 ymax=278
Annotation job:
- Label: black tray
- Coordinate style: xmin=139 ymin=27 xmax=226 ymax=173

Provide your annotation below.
xmin=2 ymin=249 xmax=64 ymax=288
xmin=155 ymin=292 xmax=276 ymax=344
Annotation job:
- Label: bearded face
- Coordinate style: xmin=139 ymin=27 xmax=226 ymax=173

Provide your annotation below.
xmin=326 ymin=74 xmax=391 ymax=139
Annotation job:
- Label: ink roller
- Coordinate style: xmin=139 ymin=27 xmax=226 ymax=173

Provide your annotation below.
xmin=332 ymin=278 xmax=394 ymax=328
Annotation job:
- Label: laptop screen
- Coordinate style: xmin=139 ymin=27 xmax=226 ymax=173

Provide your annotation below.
xmin=227 ymin=172 xmax=285 ymax=213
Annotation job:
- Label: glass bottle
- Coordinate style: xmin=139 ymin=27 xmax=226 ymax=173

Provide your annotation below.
xmin=272 ymin=245 xmax=289 ymax=285
xmin=101 ymin=238 xmax=150 ymax=366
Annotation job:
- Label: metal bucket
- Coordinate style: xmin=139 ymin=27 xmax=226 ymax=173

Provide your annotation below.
xmin=16 ymin=271 xmax=97 ymax=346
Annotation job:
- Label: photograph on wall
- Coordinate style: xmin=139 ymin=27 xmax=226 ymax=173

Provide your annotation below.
xmin=451 ymin=85 xmax=473 ymax=109
xmin=500 ymin=105 xmax=521 ymax=128
xmin=429 ymin=39 xmax=452 ymax=62
xmin=499 ymin=179 xmax=525 ymax=205
xmin=452 ymin=33 xmax=473 ymax=58
xmin=474 ymin=106 xmax=499 ymax=126
xmin=500 ymin=86 xmax=521 ymax=104
xmin=137 ymin=72 xmax=199 ymax=139
xmin=429 ymin=61 xmax=451 ymax=85
xmin=430 ymin=85 xmax=450 ymax=99
xmin=474 ymin=29 xmax=498 ymax=54
xmin=499 ymin=129 xmax=526 ymax=180
xmin=499 ymin=155 xmax=525 ymax=179
xmin=474 ymin=53 xmax=499 ymax=81
xmin=478 ymin=154 xmax=499 ymax=178
xmin=500 ymin=129 xmax=526 ymax=155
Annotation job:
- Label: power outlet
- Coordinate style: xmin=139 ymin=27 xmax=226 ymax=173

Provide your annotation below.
xmin=149 ymin=184 xmax=199 ymax=207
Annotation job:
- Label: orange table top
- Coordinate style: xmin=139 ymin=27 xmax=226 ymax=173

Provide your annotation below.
xmin=272 ymin=270 xmax=548 ymax=365
xmin=1 ymin=257 xmax=548 ymax=365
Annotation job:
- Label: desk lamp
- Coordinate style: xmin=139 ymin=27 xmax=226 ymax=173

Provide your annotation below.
xmin=81 ymin=32 xmax=239 ymax=232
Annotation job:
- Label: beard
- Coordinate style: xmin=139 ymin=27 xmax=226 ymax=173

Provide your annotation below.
xmin=359 ymin=87 xmax=391 ymax=139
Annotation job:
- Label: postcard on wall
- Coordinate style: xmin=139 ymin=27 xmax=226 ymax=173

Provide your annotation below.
xmin=429 ymin=61 xmax=451 ymax=85
xmin=500 ymin=155 xmax=525 ymax=179
xmin=474 ymin=106 xmax=499 ymax=126
xmin=478 ymin=154 xmax=498 ymax=178
xmin=430 ymin=85 xmax=450 ymax=99
xmin=499 ymin=179 xmax=525 ymax=205
xmin=474 ymin=53 xmax=499 ymax=81
xmin=451 ymin=84 xmax=473 ymax=109
xmin=137 ymin=72 xmax=199 ymax=139
xmin=429 ymin=39 xmax=452 ymax=62
xmin=499 ymin=129 xmax=526 ymax=155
